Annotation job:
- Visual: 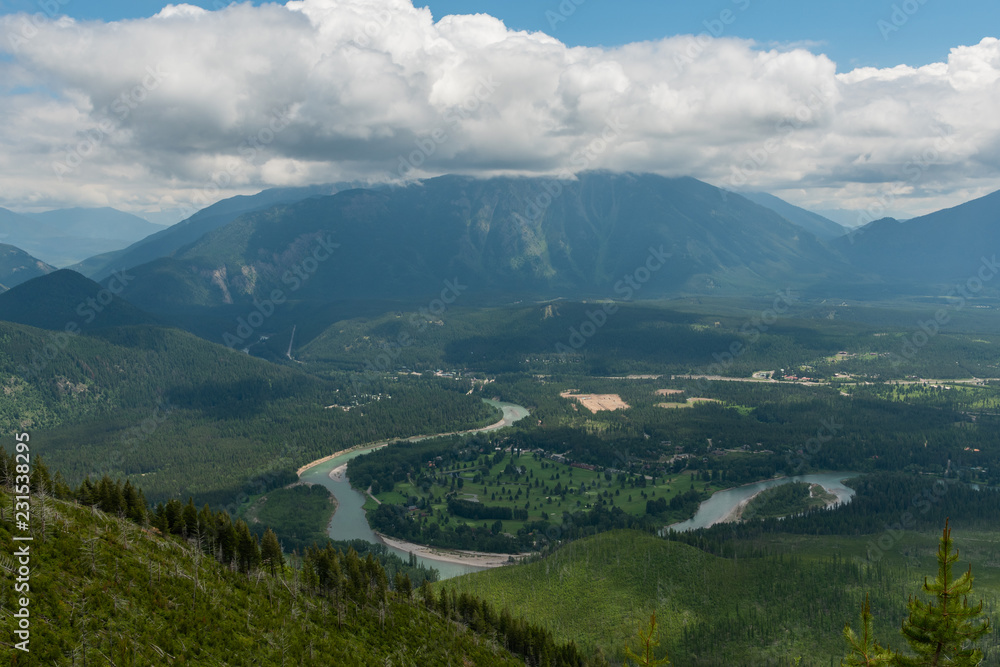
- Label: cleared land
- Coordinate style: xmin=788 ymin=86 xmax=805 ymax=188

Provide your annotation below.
xmin=559 ymin=391 xmax=630 ymax=412
xmin=657 ymin=397 xmax=721 ymax=409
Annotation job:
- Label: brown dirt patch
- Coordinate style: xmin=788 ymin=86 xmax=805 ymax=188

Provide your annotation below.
xmin=560 ymin=391 xmax=630 ymax=413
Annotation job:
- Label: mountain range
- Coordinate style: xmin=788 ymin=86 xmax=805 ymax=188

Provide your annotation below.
xmin=109 ymin=174 xmax=847 ymax=312
xmin=0 ymin=172 xmax=997 ymax=354
xmin=0 ymin=206 xmax=163 ymax=266
xmin=71 ymin=183 xmax=353 ymax=281
xmin=835 ymin=188 xmax=1000 ymax=289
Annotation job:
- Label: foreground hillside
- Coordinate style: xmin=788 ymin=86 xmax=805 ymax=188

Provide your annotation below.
xmin=0 ymin=488 xmax=532 ymax=666
xmin=437 ymin=529 xmax=999 ymax=666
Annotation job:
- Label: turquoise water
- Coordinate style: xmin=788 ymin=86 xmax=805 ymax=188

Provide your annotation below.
xmin=298 ymin=399 xmax=529 ymax=580
xmin=667 ymin=472 xmax=858 ymax=532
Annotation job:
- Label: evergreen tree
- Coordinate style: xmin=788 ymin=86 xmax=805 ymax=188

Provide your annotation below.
xmin=625 ymin=612 xmax=670 ymax=666
xmin=842 ymin=593 xmax=895 ymax=666
xmin=394 ymin=572 xmax=412 ymax=600
xmin=260 ymin=528 xmax=284 ymax=577
xmin=898 ymin=520 xmax=990 ymax=666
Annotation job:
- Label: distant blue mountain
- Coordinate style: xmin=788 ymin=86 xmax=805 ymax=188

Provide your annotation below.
xmin=739 ymin=192 xmax=847 ymax=240
xmin=0 ymin=206 xmax=163 ymax=267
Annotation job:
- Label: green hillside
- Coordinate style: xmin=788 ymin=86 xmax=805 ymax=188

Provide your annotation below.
xmin=0 ymin=321 xmax=499 ymax=506
xmin=0 ymin=269 xmax=158 ymax=332
xmin=436 ymin=529 xmax=997 ymax=666
xmin=0 ymin=487 xmax=531 ymax=666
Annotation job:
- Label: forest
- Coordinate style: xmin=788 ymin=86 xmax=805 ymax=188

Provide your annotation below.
xmin=0 ymin=450 xmax=585 ymax=666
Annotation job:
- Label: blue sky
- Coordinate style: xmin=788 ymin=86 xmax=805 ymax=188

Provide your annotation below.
xmin=3 ymin=0 xmax=998 ymax=70
xmin=1 ymin=0 xmax=999 ymax=221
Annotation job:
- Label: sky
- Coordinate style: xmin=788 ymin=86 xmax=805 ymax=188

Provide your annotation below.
xmin=1 ymin=0 xmax=999 ymax=225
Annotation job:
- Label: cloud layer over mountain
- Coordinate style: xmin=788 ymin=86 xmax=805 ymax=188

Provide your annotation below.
xmin=2 ymin=0 xmax=999 ymax=222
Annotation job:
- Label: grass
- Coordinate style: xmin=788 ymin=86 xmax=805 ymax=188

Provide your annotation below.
xmin=378 ymin=451 xmax=719 ymax=533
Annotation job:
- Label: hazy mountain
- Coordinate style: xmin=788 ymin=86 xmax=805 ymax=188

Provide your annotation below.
xmin=0 ymin=206 xmax=165 ymax=267
xmin=834 ymin=188 xmax=1000 ymax=291
xmin=24 ymin=207 xmax=163 ymax=241
xmin=115 ymin=173 xmax=849 ymax=321
xmin=73 ymin=183 xmax=355 ymax=281
xmin=739 ymin=192 xmax=848 ymax=240
xmin=0 ymin=243 xmax=56 ymax=291
xmin=0 ymin=269 xmax=157 ymax=331
xmin=0 ymin=207 xmax=60 ymax=257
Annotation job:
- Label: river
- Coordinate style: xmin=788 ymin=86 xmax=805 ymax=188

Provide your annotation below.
xmin=667 ymin=472 xmax=858 ymax=532
xmin=297 ymin=399 xmax=530 ymax=580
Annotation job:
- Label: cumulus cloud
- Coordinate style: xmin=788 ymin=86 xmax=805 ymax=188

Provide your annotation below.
xmin=0 ymin=0 xmax=998 ymax=222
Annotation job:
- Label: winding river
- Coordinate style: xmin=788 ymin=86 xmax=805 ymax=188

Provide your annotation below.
xmin=299 ymin=399 xmax=857 ymax=578
xmin=667 ymin=472 xmax=858 ymax=532
xmin=298 ymin=399 xmax=530 ymax=579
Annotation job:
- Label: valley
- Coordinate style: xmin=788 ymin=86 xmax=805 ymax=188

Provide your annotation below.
xmin=3 ymin=176 xmax=1000 ymax=665
xmin=4 ymin=1 xmax=1000 ymax=663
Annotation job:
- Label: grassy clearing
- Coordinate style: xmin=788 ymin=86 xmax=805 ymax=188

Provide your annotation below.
xmin=376 ymin=450 xmax=718 ymax=534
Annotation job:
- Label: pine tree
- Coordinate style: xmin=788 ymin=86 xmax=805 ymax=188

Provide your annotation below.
xmin=260 ymin=528 xmax=284 ymax=577
xmin=842 ymin=593 xmax=895 ymax=666
xmin=898 ymin=520 xmax=990 ymax=666
xmin=625 ymin=612 xmax=670 ymax=666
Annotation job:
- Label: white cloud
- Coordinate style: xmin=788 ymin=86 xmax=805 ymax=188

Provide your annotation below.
xmin=0 ymin=0 xmax=998 ymax=222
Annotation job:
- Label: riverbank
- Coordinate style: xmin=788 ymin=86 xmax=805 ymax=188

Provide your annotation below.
xmin=296 ymin=399 xmax=526 ymax=476
xmin=715 ymin=480 xmax=847 ymax=525
xmin=717 ymin=488 xmax=764 ymax=524
xmin=375 ymin=531 xmax=528 ymax=569
xmin=297 ymin=443 xmax=384 ymax=476
xmin=667 ymin=472 xmax=858 ymax=533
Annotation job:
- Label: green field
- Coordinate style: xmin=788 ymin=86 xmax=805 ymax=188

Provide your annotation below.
xmin=374 ymin=449 xmax=719 ymax=536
